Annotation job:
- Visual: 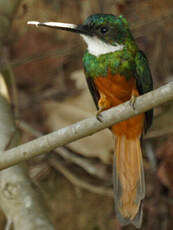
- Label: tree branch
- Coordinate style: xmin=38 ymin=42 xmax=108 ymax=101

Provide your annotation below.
xmin=18 ymin=120 xmax=111 ymax=180
xmin=49 ymin=157 xmax=113 ymax=197
xmin=0 ymin=84 xmax=54 ymax=229
xmin=0 ymin=82 xmax=173 ymax=170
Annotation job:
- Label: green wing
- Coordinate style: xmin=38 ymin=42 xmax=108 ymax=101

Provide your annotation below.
xmin=86 ymin=76 xmax=100 ymax=109
xmin=135 ymin=51 xmax=153 ymax=132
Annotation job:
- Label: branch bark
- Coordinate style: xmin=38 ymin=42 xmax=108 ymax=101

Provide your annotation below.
xmin=0 ymin=82 xmax=54 ymax=229
xmin=0 ymin=82 xmax=173 ymax=170
xmin=18 ymin=120 xmax=110 ymax=180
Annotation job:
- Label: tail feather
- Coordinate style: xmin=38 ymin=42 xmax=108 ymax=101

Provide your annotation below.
xmin=113 ymin=135 xmax=145 ymax=228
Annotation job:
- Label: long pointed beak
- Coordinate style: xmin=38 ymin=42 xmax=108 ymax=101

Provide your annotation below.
xmin=27 ymin=21 xmax=92 ymax=36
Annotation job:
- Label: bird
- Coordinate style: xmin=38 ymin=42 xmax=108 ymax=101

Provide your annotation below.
xmin=28 ymin=14 xmax=153 ymax=228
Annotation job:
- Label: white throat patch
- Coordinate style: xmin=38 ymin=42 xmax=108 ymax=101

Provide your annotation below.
xmin=81 ymin=35 xmax=124 ymax=57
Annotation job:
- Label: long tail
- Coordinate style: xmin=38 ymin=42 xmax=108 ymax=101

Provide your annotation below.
xmin=113 ymin=135 xmax=145 ymax=228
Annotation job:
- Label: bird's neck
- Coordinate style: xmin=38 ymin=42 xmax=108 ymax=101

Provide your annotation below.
xmin=83 ymin=41 xmax=137 ymax=80
xmin=81 ymin=35 xmax=124 ymax=57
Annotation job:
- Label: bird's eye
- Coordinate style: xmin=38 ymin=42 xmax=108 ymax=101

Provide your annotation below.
xmin=100 ymin=26 xmax=109 ymax=34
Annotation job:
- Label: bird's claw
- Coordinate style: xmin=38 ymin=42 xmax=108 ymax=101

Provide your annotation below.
xmin=96 ymin=109 xmax=103 ymax=122
xmin=129 ymin=95 xmax=136 ymax=110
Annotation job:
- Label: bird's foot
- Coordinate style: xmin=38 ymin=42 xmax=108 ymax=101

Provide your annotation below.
xmin=96 ymin=108 xmax=103 ymax=122
xmin=129 ymin=95 xmax=136 ymax=110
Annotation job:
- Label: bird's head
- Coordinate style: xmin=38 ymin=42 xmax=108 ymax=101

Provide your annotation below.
xmin=28 ymin=14 xmax=134 ymax=57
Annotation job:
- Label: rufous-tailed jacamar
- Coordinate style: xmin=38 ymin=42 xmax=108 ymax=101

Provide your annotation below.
xmin=28 ymin=14 xmax=153 ymax=228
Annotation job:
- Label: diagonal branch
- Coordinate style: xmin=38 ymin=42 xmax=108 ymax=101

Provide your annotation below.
xmin=0 ymin=82 xmax=173 ymax=170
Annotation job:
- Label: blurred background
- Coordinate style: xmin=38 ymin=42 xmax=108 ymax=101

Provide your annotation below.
xmin=0 ymin=0 xmax=173 ymax=229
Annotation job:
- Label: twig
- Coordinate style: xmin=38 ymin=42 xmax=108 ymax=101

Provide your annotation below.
xmin=0 ymin=82 xmax=173 ymax=170
xmin=49 ymin=157 xmax=113 ymax=197
xmin=3 ymin=56 xmax=19 ymax=118
xmin=17 ymin=120 xmax=42 ymax=137
xmin=0 ymin=45 xmax=77 ymax=71
xmin=18 ymin=120 xmax=110 ymax=180
xmin=56 ymin=148 xmax=110 ymax=180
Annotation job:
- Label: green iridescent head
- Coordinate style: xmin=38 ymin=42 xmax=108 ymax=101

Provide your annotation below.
xmin=28 ymin=14 xmax=134 ymax=50
xmin=80 ymin=14 xmax=134 ymax=45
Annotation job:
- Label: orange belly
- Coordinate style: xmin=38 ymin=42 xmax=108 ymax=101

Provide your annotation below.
xmin=94 ymin=74 xmax=144 ymax=138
